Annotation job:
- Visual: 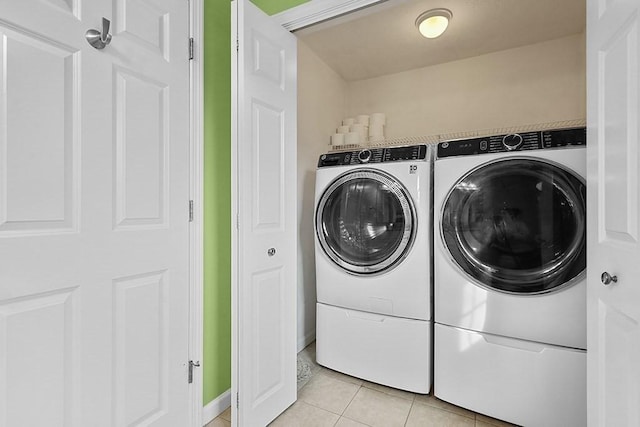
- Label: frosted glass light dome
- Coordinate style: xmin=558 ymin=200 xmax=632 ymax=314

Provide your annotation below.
xmin=416 ymin=9 xmax=452 ymax=39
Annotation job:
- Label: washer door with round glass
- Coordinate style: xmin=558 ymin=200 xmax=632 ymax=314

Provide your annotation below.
xmin=441 ymin=157 xmax=586 ymax=294
xmin=316 ymin=169 xmax=416 ymax=275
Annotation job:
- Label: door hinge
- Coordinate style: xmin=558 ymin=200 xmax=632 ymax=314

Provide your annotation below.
xmin=236 ymin=39 xmax=239 ymax=52
xmin=188 ymin=360 xmax=200 ymax=384
xmin=189 ymin=37 xmax=194 ymax=60
xmin=189 ymin=200 xmax=194 ymax=222
xmin=236 ymin=392 xmax=239 ymax=409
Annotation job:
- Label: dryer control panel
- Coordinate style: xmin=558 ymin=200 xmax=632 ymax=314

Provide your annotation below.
xmin=437 ymin=127 xmax=586 ymax=159
xmin=318 ymin=144 xmax=428 ymax=168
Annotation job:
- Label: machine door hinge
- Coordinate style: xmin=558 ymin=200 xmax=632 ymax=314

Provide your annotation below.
xmin=236 ymin=392 xmax=239 ymax=409
xmin=236 ymin=39 xmax=239 ymax=52
xmin=188 ymin=360 xmax=200 ymax=384
xmin=189 ymin=200 xmax=194 ymax=222
xmin=189 ymin=37 xmax=194 ymax=60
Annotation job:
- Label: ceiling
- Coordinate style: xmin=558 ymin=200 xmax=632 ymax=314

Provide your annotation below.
xmin=295 ymin=0 xmax=585 ymax=81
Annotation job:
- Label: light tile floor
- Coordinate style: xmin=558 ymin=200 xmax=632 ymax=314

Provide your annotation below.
xmin=206 ymin=342 xmax=518 ymax=427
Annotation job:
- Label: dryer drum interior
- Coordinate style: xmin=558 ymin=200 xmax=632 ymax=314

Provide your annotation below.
xmin=316 ymin=169 xmax=417 ymax=275
xmin=441 ymin=157 xmax=586 ymax=294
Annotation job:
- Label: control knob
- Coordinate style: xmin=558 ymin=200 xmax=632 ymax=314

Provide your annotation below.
xmin=358 ymin=149 xmax=372 ymax=163
xmin=502 ymin=134 xmax=523 ymax=151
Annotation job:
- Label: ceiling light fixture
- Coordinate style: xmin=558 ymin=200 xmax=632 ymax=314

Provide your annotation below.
xmin=415 ymin=8 xmax=452 ymax=39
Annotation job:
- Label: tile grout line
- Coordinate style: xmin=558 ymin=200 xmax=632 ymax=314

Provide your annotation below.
xmin=403 ymin=398 xmax=415 ymax=427
xmin=296 ymin=371 xmax=362 ymax=418
xmin=341 ymin=414 xmax=375 ymax=427
xmin=341 ymin=382 xmax=363 ymax=417
xmin=300 ymin=367 xmax=366 ymax=417
xmin=301 ymin=399 xmax=349 ymax=418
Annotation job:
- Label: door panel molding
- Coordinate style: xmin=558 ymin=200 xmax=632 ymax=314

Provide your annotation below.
xmin=232 ymin=1 xmax=297 ymax=425
xmin=587 ymin=0 xmax=640 ymax=425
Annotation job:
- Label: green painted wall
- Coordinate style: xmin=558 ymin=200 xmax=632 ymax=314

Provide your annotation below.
xmin=203 ymin=0 xmax=232 ymax=405
xmin=203 ymin=0 xmax=309 ymax=407
xmin=251 ymin=0 xmax=310 ymax=16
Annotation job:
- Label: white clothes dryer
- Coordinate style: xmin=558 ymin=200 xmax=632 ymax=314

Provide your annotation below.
xmin=314 ymin=145 xmax=433 ymax=393
xmin=433 ymin=128 xmax=587 ymax=426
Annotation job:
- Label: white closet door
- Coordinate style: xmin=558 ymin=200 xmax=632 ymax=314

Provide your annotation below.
xmin=232 ymin=0 xmax=298 ymax=425
xmin=0 ymin=0 xmax=191 ymax=425
xmin=587 ymin=0 xmax=640 ymax=425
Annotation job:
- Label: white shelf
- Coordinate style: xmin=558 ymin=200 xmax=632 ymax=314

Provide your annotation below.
xmin=328 ymin=118 xmax=587 ymax=152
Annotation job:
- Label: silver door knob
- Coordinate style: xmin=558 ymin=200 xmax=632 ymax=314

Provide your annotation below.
xmin=86 ymin=17 xmax=112 ymax=50
xmin=267 ymin=248 xmax=276 ymax=256
xmin=601 ymin=272 xmax=618 ymax=285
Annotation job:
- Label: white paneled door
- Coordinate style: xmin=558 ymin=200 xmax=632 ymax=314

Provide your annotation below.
xmin=0 ymin=1 xmax=191 ymax=426
xmin=232 ymin=0 xmax=297 ymax=425
xmin=587 ymin=0 xmax=640 ymax=425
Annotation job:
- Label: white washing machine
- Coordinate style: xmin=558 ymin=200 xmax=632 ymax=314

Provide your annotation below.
xmin=314 ymin=144 xmax=433 ymax=393
xmin=433 ymin=128 xmax=587 ymax=426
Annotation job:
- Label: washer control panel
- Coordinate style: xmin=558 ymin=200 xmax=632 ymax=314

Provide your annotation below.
xmin=437 ymin=127 xmax=586 ymax=159
xmin=318 ymin=144 xmax=427 ymax=168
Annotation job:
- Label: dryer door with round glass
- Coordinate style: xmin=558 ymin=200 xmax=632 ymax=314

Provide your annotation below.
xmin=316 ymin=169 xmax=416 ymax=275
xmin=441 ymin=157 xmax=586 ymax=294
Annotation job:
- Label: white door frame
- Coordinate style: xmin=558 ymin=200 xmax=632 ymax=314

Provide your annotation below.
xmin=189 ymin=0 xmax=204 ymax=426
xmin=273 ymin=0 xmax=386 ymax=31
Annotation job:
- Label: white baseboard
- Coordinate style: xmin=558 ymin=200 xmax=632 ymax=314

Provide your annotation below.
xmin=202 ymin=389 xmax=231 ymax=426
xmin=297 ymin=329 xmax=316 ymax=352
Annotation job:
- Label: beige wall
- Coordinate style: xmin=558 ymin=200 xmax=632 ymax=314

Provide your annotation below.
xmin=346 ymin=33 xmax=586 ymax=138
xmin=297 ymin=40 xmax=347 ymax=349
